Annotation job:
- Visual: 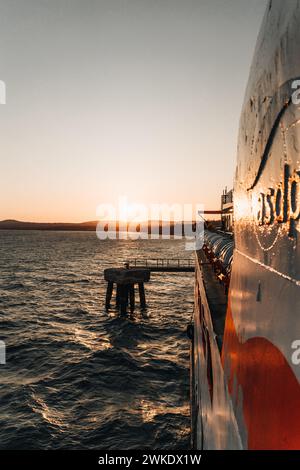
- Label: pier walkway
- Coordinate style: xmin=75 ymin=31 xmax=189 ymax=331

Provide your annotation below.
xmin=125 ymin=258 xmax=195 ymax=272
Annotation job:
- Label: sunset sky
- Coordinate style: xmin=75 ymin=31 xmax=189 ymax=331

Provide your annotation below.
xmin=0 ymin=0 xmax=267 ymax=223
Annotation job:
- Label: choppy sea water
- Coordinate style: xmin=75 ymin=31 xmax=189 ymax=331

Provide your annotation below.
xmin=0 ymin=230 xmax=194 ymax=450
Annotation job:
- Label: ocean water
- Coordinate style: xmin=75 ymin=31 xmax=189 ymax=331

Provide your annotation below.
xmin=0 ymin=230 xmax=194 ymax=450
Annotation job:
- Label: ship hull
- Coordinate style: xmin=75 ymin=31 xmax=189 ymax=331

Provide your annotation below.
xmin=192 ymin=0 xmax=300 ymax=449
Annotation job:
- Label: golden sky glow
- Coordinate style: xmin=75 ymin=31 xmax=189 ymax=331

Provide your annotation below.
xmin=0 ymin=0 xmax=267 ymax=222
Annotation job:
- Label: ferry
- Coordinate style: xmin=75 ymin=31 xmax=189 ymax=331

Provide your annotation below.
xmin=191 ymin=0 xmax=300 ymax=450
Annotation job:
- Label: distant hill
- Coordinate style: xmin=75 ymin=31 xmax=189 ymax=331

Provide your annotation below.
xmin=0 ymin=219 xmax=199 ymax=233
xmin=0 ymin=220 xmax=98 ymax=231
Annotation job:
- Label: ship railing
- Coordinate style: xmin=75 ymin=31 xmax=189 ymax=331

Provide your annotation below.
xmin=127 ymin=258 xmax=194 ymax=268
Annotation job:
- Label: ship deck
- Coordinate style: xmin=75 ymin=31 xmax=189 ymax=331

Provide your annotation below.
xmin=196 ymin=250 xmax=228 ymax=351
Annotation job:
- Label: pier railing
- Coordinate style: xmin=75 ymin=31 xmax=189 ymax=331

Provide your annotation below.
xmin=125 ymin=258 xmax=195 ymax=272
xmin=128 ymin=258 xmax=193 ymax=268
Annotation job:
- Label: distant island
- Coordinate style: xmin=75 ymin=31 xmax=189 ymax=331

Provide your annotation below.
xmin=0 ymin=219 xmax=98 ymax=231
xmin=0 ymin=219 xmax=217 ymax=233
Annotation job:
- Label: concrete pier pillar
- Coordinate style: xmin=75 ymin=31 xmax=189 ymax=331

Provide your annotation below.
xmin=105 ymin=281 xmax=114 ymax=310
xmin=116 ymin=284 xmax=120 ymax=308
xmin=129 ymin=284 xmax=135 ymax=312
xmin=118 ymin=284 xmax=127 ymax=315
xmin=104 ymin=268 xmax=150 ymax=315
xmin=138 ymin=282 xmax=146 ymax=309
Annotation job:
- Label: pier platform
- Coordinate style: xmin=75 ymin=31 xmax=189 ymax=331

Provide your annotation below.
xmin=125 ymin=258 xmax=195 ymax=272
xmin=103 ymin=258 xmax=195 ymax=314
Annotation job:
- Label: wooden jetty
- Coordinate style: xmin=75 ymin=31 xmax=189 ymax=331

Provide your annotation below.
xmin=104 ymin=258 xmax=194 ymax=315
